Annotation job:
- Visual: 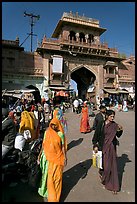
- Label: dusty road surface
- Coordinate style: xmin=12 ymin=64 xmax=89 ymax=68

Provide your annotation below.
xmin=2 ymin=109 xmax=135 ymax=202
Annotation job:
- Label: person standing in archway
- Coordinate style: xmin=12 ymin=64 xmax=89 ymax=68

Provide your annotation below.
xmin=80 ymin=101 xmax=91 ymax=134
xmin=96 ymin=96 xmax=100 ymax=110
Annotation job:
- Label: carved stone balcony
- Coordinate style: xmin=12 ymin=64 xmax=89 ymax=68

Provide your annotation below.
xmin=104 ymin=83 xmax=115 ymax=88
xmin=39 ymin=37 xmax=119 ymax=58
xmin=49 ymin=79 xmax=64 ymax=86
xmin=105 ymin=73 xmax=115 ymax=79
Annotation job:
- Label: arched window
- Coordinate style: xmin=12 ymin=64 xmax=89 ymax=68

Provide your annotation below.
xmin=69 ymin=31 xmax=76 ymax=41
xmin=79 ymin=32 xmax=86 ymax=43
xmin=88 ymin=34 xmax=94 ymax=43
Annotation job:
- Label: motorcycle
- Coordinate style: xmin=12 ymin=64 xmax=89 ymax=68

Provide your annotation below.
xmin=2 ymin=137 xmax=43 ymax=185
xmin=2 ymin=147 xmax=21 ymax=184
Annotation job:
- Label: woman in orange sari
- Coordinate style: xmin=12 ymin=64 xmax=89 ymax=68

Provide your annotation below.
xmin=37 ymin=118 xmax=67 ymax=202
xmin=80 ymin=102 xmax=91 ymax=134
xmin=53 ymin=106 xmax=68 ymax=150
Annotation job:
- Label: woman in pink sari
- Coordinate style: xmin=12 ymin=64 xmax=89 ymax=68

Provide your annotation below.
xmin=80 ymin=102 xmax=91 ymax=134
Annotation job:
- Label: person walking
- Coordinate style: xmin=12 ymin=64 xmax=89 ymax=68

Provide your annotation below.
xmin=80 ymin=101 xmax=91 ymax=134
xmin=37 ymin=118 xmax=67 ymax=202
xmin=122 ymin=98 xmax=128 ymax=112
xmin=91 ymin=105 xmax=106 ymax=177
xmin=53 ymin=104 xmax=68 ymax=150
xmin=73 ymin=98 xmax=79 ymax=113
xmin=53 ymin=105 xmax=68 ymax=135
xmin=91 ymin=105 xmax=106 ymax=132
xmin=92 ymin=109 xmax=123 ymax=194
xmin=18 ymin=104 xmax=36 ymax=141
xmin=96 ymin=96 xmax=100 ymax=110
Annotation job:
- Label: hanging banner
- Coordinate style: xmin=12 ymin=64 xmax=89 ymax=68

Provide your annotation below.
xmin=52 ymin=56 xmax=63 ymax=73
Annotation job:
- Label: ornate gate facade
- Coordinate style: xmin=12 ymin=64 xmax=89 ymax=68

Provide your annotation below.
xmin=37 ymin=11 xmax=124 ymax=101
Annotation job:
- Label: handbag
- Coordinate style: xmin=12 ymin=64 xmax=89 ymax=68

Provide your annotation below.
xmin=92 ymin=150 xmax=103 ymax=169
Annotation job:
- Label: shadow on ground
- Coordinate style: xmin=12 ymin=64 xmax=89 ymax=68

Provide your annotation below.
xmin=60 ymin=158 xmax=92 ymax=202
xmin=117 ymin=153 xmax=132 ymax=190
xmin=2 ymin=180 xmax=44 ymax=202
xmin=67 ymin=138 xmax=83 ymax=150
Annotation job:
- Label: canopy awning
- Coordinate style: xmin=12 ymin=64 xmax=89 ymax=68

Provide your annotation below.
xmin=118 ymin=89 xmax=129 ymax=94
xmin=103 ymin=88 xmax=118 ymax=94
xmin=49 ymin=86 xmax=74 ymax=91
xmin=2 ymin=88 xmax=36 ymax=98
xmin=103 ymin=88 xmax=129 ymax=94
xmin=2 ymin=88 xmax=36 ymax=94
xmin=2 ymin=92 xmax=22 ymax=99
xmin=49 ymin=86 xmax=67 ymax=90
xmin=104 ymin=61 xmax=117 ymax=68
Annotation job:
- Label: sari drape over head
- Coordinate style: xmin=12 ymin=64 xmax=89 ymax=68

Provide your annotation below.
xmin=43 ymin=118 xmax=65 ymax=166
xmin=101 ymin=121 xmax=119 ymax=192
xmin=19 ymin=110 xmax=35 ymax=140
xmin=80 ymin=104 xmax=91 ymax=133
xmin=38 ymin=118 xmax=65 ymax=202
xmin=53 ymin=107 xmax=68 ymax=151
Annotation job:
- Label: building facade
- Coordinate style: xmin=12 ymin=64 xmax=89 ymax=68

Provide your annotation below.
xmin=2 ymin=12 xmax=135 ymax=102
xmin=119 ymin=56 xmax=135 ymax=98
xmin=2 ymin=37 xmax=46 ymax=96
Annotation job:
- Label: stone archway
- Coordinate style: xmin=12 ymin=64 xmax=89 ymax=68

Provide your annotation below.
xmin=71 ymin=66 xmax=96 ymax=101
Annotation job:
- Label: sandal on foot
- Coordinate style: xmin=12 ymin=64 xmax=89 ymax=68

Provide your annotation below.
xmin=113 ymin=191 xmax=117 ymax=194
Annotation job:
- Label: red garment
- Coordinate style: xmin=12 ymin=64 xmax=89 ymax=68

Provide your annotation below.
xmin=80 ymin=106 xmax=91 ymax=133
xmin=9 ymin=111 xmax=17 ymax=125
xmin=31 ymin=105 xmax=35 ymax=112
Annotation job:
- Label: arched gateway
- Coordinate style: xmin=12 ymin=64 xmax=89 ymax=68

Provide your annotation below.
xmin=36 ymin=11 xmax=125 ymax=103
xmin=71 ymin=65 xmax=96 ymax=101
xmin=2 ymin=12 xmax=132 ymax=105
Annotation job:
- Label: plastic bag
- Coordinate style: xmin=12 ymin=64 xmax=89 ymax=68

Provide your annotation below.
xmin=92 ymin=150 xmax=103 ymax=169
xmin=14 ymin=134 xmax=26 ymax=151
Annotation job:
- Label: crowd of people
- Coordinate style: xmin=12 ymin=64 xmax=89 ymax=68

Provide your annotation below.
xmin=3 ymin=93 xmax=132 ymax=201
xmin=2 ymin=95 xmax=69 ymax=202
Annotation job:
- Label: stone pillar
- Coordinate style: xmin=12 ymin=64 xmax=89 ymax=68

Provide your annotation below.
xmin=76 ymin=32 xmax=79 ymax=42
xmin=115 ymin=66 xmax=119 ymax=89
xmin=94 ymin=36 xmax=100 ymax=45
xmin=15 ymin=36 xmax=19 ymax=46
xmin=85 ymin=34 xmax=89 ymax=44
xmin=62 ymin=30 xmax=70 ymax=41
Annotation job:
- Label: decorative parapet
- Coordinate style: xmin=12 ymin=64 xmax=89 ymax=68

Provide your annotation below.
xmin=119 ymin=75 xmax=134 ymax=81
xmin=40 ymin=37 xmax=118 ymax=57
xmin=62 ymin=12 xmax=99 ymax=27
xmin=2 ymin=39 xmax=19 ymax=46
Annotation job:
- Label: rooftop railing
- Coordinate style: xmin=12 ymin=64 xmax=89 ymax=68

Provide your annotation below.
xmin=62 ymin=12 xmax=99 ymax=24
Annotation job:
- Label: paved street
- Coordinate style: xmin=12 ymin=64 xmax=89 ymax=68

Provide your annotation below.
xmin=2 ymin=109 xmax=135 ymax=202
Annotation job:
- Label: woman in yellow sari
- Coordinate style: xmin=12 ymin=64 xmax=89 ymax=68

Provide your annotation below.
xmin=19 ymin=106 xmax=36 ymax=141
xmin=37 ymin=118 xmax=67 ymax=202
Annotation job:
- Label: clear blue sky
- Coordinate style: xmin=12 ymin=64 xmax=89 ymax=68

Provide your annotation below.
xmin=2 ymin=2 xmax=135 ymax=57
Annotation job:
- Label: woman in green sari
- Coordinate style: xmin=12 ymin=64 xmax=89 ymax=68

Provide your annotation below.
xmin=37 ymin=118 xmax=67 ymax=202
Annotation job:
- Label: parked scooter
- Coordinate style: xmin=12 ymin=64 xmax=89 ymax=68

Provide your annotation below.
xmin=2 ymin=137 xmax=43 ymax=185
